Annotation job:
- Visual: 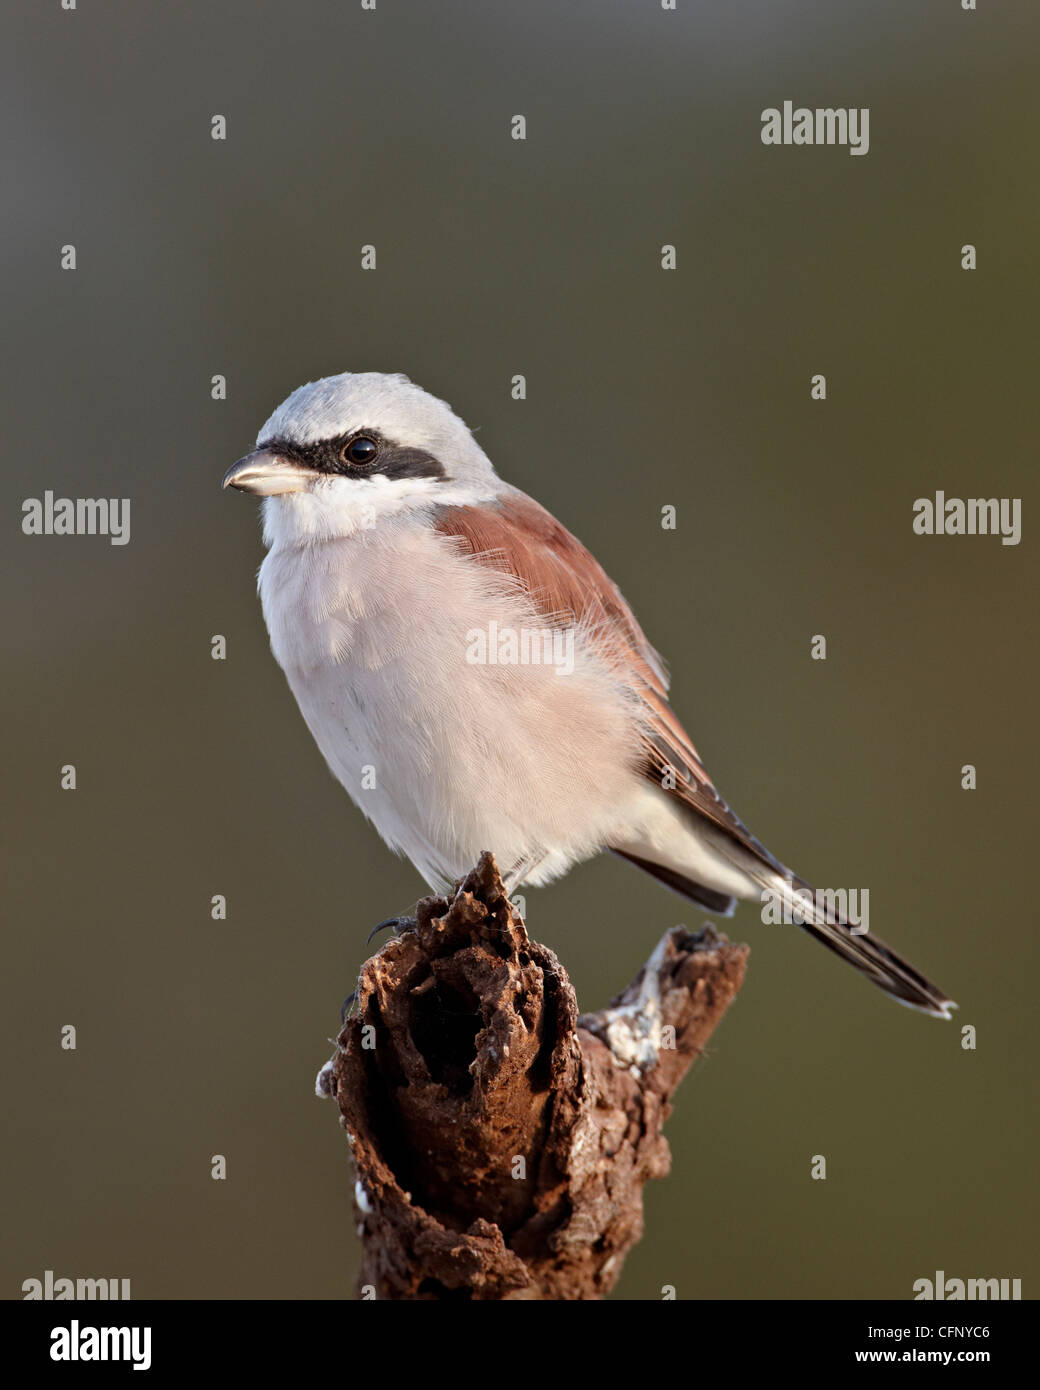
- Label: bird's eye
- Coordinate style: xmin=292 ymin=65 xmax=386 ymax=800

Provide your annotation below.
xmin=341 ymin=436 xmax=379 ymax=467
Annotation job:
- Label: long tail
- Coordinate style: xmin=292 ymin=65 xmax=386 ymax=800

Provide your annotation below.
xmin=623 ymin=839 xmax=957 ymax=1017
xmin=758 ymin=869 xmax=956 ymax=1018
xmin=612 ymin=822 xmax=957 ymax=1017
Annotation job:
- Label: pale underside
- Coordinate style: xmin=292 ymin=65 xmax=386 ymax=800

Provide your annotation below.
xmin=259 ymin=503 xmax=759 ymax=900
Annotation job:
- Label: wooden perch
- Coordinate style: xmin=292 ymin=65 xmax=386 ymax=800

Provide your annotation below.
xmin=316 ymin=852 xmax=748 ymax=1300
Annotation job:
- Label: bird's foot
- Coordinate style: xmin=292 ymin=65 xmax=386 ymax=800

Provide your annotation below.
xmin=366 ymin=914 xmax=418 ymax=945
xmin=339 ymin=915 xmax=419 ymax=1020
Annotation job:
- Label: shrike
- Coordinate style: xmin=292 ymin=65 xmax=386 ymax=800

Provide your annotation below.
xmin=224 ymin=371 xmax=954 ymax=1018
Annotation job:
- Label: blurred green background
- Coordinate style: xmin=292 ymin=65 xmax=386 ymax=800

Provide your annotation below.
xmin=3 ymin=0 xmax=1036 ymax=1300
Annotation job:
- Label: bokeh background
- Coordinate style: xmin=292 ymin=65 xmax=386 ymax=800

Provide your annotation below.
xmin=3 ymin=0 xmax=1037 ymax=1300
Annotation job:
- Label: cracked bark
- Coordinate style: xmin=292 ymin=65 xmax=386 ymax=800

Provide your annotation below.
xmin=317 ymin=851 xmax=748 ymax=1300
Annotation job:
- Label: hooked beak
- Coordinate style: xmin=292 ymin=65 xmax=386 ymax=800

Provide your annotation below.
xmin=222 ymin=449 xmax=322 ymax=496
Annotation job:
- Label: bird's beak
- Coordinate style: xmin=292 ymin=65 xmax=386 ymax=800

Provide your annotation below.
xmin=222 ymin=449 xmax=321 ymax=496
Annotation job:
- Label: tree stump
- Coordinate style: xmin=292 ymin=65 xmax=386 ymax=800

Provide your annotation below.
xmin=317 ymin=852 xmax=748 ymax=1299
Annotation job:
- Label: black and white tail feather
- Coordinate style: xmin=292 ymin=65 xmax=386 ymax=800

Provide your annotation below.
xmin=619 ymin=844 xmax=956 ymax=1019
xmin=766 ymin=870 xmax=955 ymax=1018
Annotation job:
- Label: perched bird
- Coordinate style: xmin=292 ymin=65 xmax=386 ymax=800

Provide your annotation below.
xmin=224 ymin=371 xmax=955 ymax=1018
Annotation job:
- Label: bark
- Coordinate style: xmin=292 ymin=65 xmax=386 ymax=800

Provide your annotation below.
xmin=317 ymin=852 xmax=748 ymax=1300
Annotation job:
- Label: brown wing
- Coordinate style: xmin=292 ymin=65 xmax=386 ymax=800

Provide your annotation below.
xmin=433 ymin=487 xmax=784 ymax=876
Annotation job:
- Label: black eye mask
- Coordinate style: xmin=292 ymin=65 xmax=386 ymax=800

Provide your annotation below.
xmin=257 ymin=431 xmax=448 ymax=482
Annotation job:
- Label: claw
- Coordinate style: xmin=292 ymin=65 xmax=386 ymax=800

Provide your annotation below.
xmin=345 ymin=915 xmax=418 ymax=1019
xmin=366 ymin=915 xmax=416 ymax=944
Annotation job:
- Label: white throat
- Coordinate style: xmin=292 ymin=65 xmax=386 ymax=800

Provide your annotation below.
xmin=261 ymin=473 xmax=502 ymax=550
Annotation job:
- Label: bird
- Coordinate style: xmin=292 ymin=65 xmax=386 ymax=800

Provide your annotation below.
xmin=223 ymin=371 xmax=955 ymax=1019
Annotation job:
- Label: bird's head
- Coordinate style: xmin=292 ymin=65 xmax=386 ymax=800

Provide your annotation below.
xmin=222 ymin=371 xmax=499 ymax=544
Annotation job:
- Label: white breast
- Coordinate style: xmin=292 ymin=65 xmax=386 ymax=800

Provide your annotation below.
xmin=257 ymin=515 xmax=643 ymax=890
